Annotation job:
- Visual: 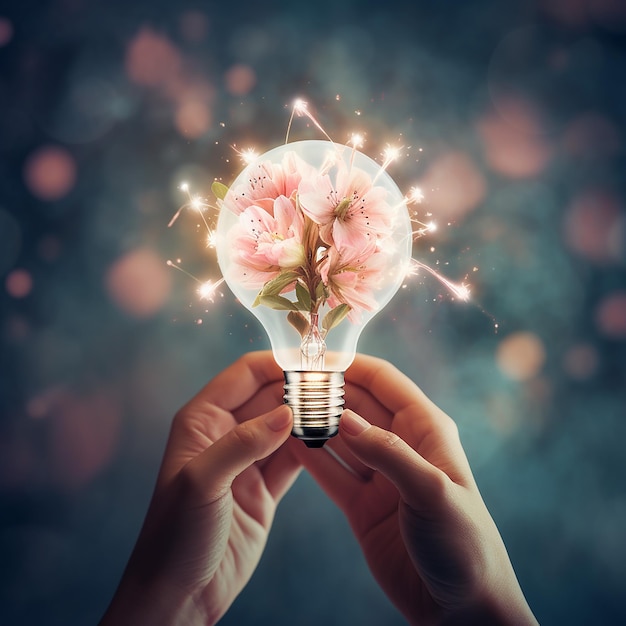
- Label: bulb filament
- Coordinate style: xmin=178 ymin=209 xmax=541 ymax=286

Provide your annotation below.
xmin=300 ymin=313 xmax=326 ymax=370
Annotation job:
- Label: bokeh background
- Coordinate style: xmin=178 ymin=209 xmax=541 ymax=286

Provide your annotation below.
xmin=1 ymin=0 xmax=625 ymax=624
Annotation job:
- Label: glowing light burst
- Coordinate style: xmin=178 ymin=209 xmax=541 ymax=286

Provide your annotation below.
xmin=408 ymin=259 xmax=471 ymax=302
xmin=233 ymin=146 xmax=259 ymax=165
xmin=206 ymin=230 xmax=218 ymax=248
xmin=168 ymin=181 xmax=213 ymax=229
xmin=410 ymin=214 xmax=438 ymax=238
xmin=285 ymin=98 xmax=334 ymax=144
xmin=407 ymin=186 xmax=425 ymax=204
xmin=197 ymin=278 xmax=225 ymax=302
xmin=372 ymin=144 xmax=402 ymax=184
xmin=170 ymin=97 xmax=472 ymax=309
xmin=167 ymin=181 xmax=223 ymax=302
xmin=382 ymin=145 xmax=402 ymax=169
xmin=167 ymin=259 xmax=224 ymax=301
xmin=349 ymin=133 xmax=364 ymax=149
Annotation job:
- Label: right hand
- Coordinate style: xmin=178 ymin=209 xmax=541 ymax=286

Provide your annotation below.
xmin=291 ymin=355 xmax=538 ymax=625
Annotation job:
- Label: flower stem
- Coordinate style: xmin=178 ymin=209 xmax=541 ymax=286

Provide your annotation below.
xmin=300 ymin=312 xmax=326 ymax=370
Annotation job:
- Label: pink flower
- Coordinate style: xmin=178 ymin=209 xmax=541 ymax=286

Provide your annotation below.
xmin=228 ymin=195 xmax=305 ymax=289
xmin=319 ymin=242 xmax=390 ymax=322
xmin=225 ymin=152 xmax=317 ymax=215
xmin=298 ymin=162 xmax=392 ymax=250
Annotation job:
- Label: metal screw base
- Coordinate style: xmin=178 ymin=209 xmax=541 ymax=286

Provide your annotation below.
xmin=284 ymin=371 xmax=345 ymax=448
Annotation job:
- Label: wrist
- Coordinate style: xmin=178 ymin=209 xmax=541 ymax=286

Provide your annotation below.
xmin=440 ymin=584 xmax=538 ymax=626
xmin=99 ymin=573 xmax=213 ymax=626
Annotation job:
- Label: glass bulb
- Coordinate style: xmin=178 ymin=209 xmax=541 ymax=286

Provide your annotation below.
xmin=216 ymin=140 xmax=412 ymax=447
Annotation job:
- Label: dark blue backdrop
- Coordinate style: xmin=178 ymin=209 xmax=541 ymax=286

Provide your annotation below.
xmin=1 ymin=0 xmax=625 ymax=624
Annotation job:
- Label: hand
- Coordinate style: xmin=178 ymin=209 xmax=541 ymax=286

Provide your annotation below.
xmin=100 ymin=352 xmax=300 ymax=626
xmin=292 ymin=355 xmax=538 ymax=626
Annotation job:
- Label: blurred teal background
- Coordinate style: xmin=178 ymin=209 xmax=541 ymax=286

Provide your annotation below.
xmin=1 ymin=0 xmax=625 ymax=624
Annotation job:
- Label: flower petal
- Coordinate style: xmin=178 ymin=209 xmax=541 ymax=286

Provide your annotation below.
xmin=298 ymin=173 xmax=337 ymax=225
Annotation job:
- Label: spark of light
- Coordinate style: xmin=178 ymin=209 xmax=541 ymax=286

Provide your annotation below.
xmin=396 ymin=186 xmax=436 ymax=238
xmin=171 ymin=98 xmax=473 ymax=317
xmin=167 ymin=259 xmax=199 ymax=282
xmin=407 ymin=186 xmax=424 ymax=204
xmin=349 ymin=133 xmax=364 ymax=149
xmin=233 ymin=146 xmax=259 ymax=165
xmin=373 ymin=144 xmax=402 ymax=183
xmin=169 ymin=182 xmax=216 ymax=235
xmin=197 ymin=278 xmax=225 ymax=302
xmin=408 ymin=258 xmax=471 ymax=301
xmin=167 ymin=260 xmax=225 ymax=302
xmin=347 ymin=132 xmax=365 ymax=168
xmin=206 ymin=229 xmax=218 ymax=248
xmin=285 ymin=98 xmax=335 ymax=144
xmin=410 ymin=218 xmax=438 ymax=238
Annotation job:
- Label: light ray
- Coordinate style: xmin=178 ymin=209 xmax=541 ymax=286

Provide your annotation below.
xmin=197 ymin=278 xmax=225 ymax=301
xmin=286 ymin=98 xmax=335 ymax=144
xmin=409 ymin=258 xmax=471 ymax=301
xmin=373 ymin=144 xmax=402 ymax=183
xmin=232 ymin=145 xmax=259 ymax=165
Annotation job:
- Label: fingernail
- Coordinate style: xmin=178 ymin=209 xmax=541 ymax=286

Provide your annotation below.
xmin=264 ymin=405 xmax=293 ymax=432
xmin=341 ymin=410 xmax=370 ymax=436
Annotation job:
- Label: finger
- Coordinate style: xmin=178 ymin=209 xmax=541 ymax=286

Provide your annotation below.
xmin=307 ymin=376 xmax=396 ymax=483
xmin=324 ymin=434 xmax=374 ymax=481
xmin=184 ymin=351 xmax=283 ymax=415
xmin=232 ymin=380 xmax=285 ymax=423
xmin=393 ymin=403 xmax=474 ymax=487
xmin=346 ymin=354 xmax=435 ymax=416
xmin=339 ymin=409 xmax=449 ymax=513
xmin=288 ymin=436 xmax=367 ymax=515
xmin=345 ymin=356 xmax=471 ymax=477
xmin=259 ymin=445 xmax=302 ymax=502
xmin=344 ymin=380 xmax=394 ymax=429
xmin=182 ymin=405 xmax=293 ymax=504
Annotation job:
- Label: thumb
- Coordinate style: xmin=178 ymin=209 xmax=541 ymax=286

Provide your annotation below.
xmin=186 ymin=404 xmax=293 ymax=503
xmin=339 ymin=409 xmax=447 ymax=510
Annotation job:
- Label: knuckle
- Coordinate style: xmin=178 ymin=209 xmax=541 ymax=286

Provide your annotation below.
xmin=439 ymin=412 xmax=460 ymax=439
xmin=417 ymin=401 xmax=461 ymax=442
xmin=376 ymin=428 xmax=403 ymax=451
xmin=230 ymin=421 xmax=259 ymax=451
xmin=176 ymin=461 xmax=205 ymax=499
xmin=427 ymin=468 xmax=452 ymax=497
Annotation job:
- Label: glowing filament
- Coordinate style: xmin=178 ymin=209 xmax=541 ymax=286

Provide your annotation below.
xmin=300 ymin=313 xmax=326 ymax=370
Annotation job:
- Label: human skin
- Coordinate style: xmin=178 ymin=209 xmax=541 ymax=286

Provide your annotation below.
xmin=100 ymin=351 xmax=538 ymax=625
xmin=100 ymin=353 xmax=297 ymax=625
xmin=290 ymin=354 xmax=539 ymax=625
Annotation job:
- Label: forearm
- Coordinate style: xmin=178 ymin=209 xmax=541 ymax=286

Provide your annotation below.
xmin=439 ymin=571 xmax=538 ymax=626
xmin=99 ymin=573 xmax=213 ymax=626
xmin=440 ymin=597 xmax=538 ymax=626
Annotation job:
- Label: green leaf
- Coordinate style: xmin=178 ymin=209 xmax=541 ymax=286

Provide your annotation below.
xmin=258 ymin=271 xmax=300 ymax=297
xmin=211 ymin=181 xmax=229 ymax=200
xmin=322 ymin=304 xmax=351 ymax=333
xmin=315 ymin=281 xmax=327 ymax=301
xmin=256 ymin=295 xmax=299 ymax=310
xmin=287 ymin=311 xmax=310 ymax=337
xmin=295 ymin=282 xmax=312 ymax=312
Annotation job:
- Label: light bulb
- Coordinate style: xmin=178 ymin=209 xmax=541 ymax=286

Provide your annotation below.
xmin=216 ymin=140 xmax=412 ymax=447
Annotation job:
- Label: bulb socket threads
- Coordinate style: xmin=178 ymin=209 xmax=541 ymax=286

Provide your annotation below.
xmin=284 ymin=370 xmax=345 ymax=448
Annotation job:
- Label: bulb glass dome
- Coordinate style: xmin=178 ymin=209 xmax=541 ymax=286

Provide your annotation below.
xmin=216 ymin=139 xmax=412 ymax=445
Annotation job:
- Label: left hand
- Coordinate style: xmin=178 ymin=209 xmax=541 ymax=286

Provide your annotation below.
xmin=100 ymin=352 xmax=300 ymax=626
